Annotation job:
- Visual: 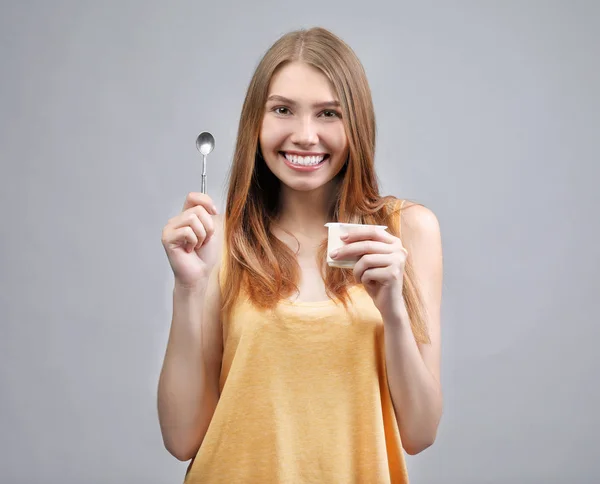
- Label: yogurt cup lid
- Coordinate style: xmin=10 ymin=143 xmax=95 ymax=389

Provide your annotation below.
xmin=325 ymin=222 xmax=388 ymax=229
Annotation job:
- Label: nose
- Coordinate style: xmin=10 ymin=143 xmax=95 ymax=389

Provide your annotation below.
xmin=290 ymin=117 xmax=319 ymax=147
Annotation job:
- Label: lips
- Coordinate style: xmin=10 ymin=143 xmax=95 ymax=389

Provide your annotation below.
xmin=281 ymin=151 xmax=329 ymax=157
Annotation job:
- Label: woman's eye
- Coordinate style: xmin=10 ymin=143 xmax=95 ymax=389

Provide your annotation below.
xmin=272 ymin=107 xmax=340 ymax=118
xmin=321 ymin=110 xmax=340 ymax=118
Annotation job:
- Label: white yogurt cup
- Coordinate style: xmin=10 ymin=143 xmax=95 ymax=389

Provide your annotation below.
xmin=324 ymin=222 xmax=388 ymax=268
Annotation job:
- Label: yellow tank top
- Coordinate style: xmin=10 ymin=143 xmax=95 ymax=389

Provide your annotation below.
xmin=184 ymin=200 xmax=409 ymax=483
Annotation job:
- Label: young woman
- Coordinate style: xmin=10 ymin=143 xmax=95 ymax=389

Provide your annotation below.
xmin=158 ymin=27 xmax=443 ymax=484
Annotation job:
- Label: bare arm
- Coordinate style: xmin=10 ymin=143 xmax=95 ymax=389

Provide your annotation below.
xmin=157 ymin=216 xmax=224 ymax=461
xmin=384 ymin=203 xmax=443 ymax=455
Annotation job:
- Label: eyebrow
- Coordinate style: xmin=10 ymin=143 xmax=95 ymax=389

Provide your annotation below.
xmin=266 ymin=95 xmax=340 ymax=109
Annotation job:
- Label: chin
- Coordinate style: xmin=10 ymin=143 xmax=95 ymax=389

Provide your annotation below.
xmin=281 ymin=174 xmax=342 ymax=193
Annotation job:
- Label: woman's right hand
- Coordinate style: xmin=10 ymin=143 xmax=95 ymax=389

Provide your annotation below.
xmin=161 ymin=192 xmax=221 ymax=288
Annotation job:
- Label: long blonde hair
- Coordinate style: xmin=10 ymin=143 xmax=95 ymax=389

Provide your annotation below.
xmin=221 ymin=27 xmax=429 ymax=344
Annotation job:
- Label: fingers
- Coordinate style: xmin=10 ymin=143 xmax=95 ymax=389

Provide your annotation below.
xmin=182 ymin=192 xmax=218 ymax=215
xmin=190 ymin=210 xmax=212 ymax=247
xmin=357 ymin=266 xmax=395 ymax=286
xmin=162 ymin=193 xmax=219 ymax=252
xmin=339 ymin=226 xmax=392 ymax=243
xmin=177 ymin=212 xmax=207 ymax=251
xmin=171 ymin=207 xmax=215 ymax=249
xmin=162 ymin=223 xmax=198 ymax=252
xmin=353 ymin=256 xmax=404 ymax=285
xmin=352 ymin=253 xmax=393 ymax=279
xmin=330 ymin=240 xmax=393 ymax=260
xmin=173 ymin=226 xmax=199 ymax=253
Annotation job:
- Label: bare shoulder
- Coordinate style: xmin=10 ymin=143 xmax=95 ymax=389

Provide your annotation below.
xmin=399 ymin=201 xmax=442 ymax=246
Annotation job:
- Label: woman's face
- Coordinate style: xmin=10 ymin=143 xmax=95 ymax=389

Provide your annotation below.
xmin=259 ymin=61 xmax=349 ymax=192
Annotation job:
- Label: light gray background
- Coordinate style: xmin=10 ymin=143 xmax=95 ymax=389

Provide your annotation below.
xmin=1 ymin=1 xmax=598 ymax=483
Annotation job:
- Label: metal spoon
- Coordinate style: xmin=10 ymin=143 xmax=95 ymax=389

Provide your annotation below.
xmin=195 ymin=131 xmax=215 ymax=193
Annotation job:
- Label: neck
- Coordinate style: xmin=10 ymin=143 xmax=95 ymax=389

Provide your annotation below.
xmin=274 ymin=184 xmax=338 ymax=238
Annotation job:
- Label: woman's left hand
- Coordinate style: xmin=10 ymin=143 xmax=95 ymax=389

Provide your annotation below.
xmin=329 ymin=226 xmax=408 ymax=321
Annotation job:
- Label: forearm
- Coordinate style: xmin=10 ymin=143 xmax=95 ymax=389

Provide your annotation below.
xmin=383 ymin=304 xmax=443 ymax=455
xmin=157 ymin=282 xmax=215 ymax=460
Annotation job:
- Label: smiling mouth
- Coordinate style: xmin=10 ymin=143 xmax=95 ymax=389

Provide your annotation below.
xmin=279 ymin=151 xmax=330 ymax=166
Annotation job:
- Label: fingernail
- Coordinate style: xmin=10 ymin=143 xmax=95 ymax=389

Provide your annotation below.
xmin=330 ymin=249 xmax=339 ymax=258
xmin=340 ymin=234 xmax=349 ymax=240
xmin=212 ymin=204 xmax=218 ymax=214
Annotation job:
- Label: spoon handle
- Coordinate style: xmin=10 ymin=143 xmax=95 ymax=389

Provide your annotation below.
xmin=201 ymin=154 xmax=207 ymax=193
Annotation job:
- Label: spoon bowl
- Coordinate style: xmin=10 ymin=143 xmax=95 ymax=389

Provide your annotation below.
xmin=195 ymin=131 xmax=215 ymax=194
xmin=196 ymin=132 xmax=215 ymax=156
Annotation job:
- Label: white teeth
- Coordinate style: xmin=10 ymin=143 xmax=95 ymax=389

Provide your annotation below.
xmin=284 ymin=153 xmax=325 ymax=166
